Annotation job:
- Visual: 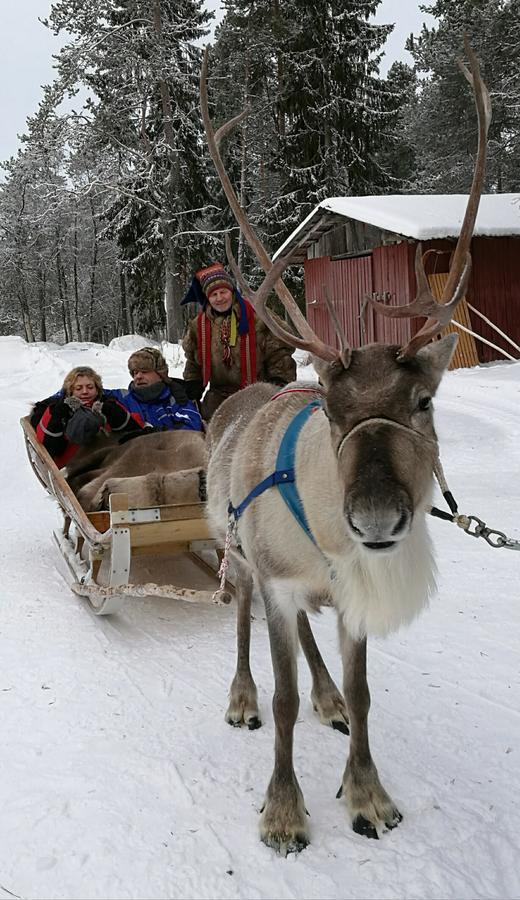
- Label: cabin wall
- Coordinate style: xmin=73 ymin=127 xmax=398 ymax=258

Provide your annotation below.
xmin=304 ymin=236 xmax=520 ymax=364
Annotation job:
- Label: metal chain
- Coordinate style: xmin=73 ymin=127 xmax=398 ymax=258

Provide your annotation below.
xmin=453 ymin=514 xmax=520 ymax=550
xmin=431 ymin=456 xmax=520 ymax=551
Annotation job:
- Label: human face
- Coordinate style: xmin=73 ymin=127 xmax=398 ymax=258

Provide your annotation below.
xmin=131 ymin=368 xmax=163 ymax=387
xmin=71 ymin=375 xmax=98 ymax=407
xmin=207 ymin=287 xmax=233 ymax=313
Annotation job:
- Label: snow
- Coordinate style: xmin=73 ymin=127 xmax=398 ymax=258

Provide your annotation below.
xmin=274 ymin=193 xmax=520 ymax=257
xmin=2 ymin=334 xmax=520 ymax=900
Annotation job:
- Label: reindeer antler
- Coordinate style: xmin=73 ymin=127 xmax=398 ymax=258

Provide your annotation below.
xmin=369 ymin=36 xmax=491 ymax=359
xmin=200 ymin=48 xmax=344 ymax=363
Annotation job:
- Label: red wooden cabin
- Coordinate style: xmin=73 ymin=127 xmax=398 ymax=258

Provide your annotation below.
xmin=275 ymin=194 xmax=520 ymax=366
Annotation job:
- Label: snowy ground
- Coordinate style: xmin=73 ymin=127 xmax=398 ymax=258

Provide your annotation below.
xmin=1 ymin=334 xmax=519 ymax=900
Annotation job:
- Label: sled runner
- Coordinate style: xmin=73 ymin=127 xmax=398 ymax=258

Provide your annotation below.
xmin=21 ymin=416 xmax=230 ymax=615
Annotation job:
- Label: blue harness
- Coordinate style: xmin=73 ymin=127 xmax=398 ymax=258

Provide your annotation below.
xmin=228 ymin=400 xmax=322 ymax=543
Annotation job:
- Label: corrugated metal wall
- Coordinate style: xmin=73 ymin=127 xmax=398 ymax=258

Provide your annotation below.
xmin=305 ymin=254 xmax=372 ymax=349
xmin=304 ymin=237 xmax=520 ymax=363
xmin=305 ymin=243 xmax=414 ymax=350
xmin=470 ymin=237 xmax=520 ymax=362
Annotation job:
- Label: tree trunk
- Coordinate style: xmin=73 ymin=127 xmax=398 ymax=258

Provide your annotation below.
xmin=72 ymin=212 xmax=83 ymax=341
xmin=18 ymin=290 xmax=35 ymax=342
xmin=119 ymin=268 xmax=131 ymax=334
xmin=55 ymin=258 xmax=68 ymax=342
xmin=162 ymin=217 xmax=183 ymax=342
xmin=153 ymin=0 xmax=183 ymax=342
xmin=38 ymin=269 xmax=47 ymax=342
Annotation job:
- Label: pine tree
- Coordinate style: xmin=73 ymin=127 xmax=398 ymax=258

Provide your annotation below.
xmin=407 ymin=0 xmax=520 ymax=192
xmin=208 ymin=0 xmax=400 ymax=306
xmin=45 ymin=0 xmax=215 ymax=340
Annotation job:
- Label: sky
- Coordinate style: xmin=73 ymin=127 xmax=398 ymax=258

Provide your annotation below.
xmin=0 ymin=0 xmax=435 ymax=166
xmin=1 ymin=332 xmax=520 ymax=899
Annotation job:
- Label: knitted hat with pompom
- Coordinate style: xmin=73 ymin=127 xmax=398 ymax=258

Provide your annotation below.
xmin=180 ymin=263 xmax=234 ymax=307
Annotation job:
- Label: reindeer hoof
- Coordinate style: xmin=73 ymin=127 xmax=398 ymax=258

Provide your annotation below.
xmin=352 ymin=815 xmax=379 ymax=840
xmin=226 ymin=714 xmax=262 ymax=730
xmin=262 ymin=833 xmax=309 ymax=856
xmin=332 ymin=720 xmax=350 ymax=735
xmin=384 ymin=809 xmax=403 ymax=831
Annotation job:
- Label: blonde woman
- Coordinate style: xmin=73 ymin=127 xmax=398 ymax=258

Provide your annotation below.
xmin=31 ymin=366 xmax=143 ymax=467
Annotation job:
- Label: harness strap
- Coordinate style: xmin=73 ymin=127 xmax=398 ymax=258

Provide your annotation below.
xmin=274 ymin=400 xmax=322 ymax=542
xmin=227 ymin=400 xmax=322 ymax=544
xmin=228 ymin=469 xmax=294 ymax=522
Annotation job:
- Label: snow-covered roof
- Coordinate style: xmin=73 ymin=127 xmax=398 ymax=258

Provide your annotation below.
xmin=274 ymin=193 xmax=520 ymax=261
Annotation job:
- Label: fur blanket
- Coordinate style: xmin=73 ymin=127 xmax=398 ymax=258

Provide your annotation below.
xmin=65 ymin=430 xmax=207 ymax=511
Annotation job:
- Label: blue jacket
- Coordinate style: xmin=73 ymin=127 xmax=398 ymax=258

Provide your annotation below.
xmin=105 ymin=383 xmax=203 ymax=432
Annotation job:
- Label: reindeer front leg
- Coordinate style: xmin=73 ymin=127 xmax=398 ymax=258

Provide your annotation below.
xmin=225 ymin=565 xmax=261 ymax=729
xmin=260 ymin=585 xmax=309 ymax=854
xmin=338 ymin=628 xmax=402 ymax=838
xmin=297 ymin=610 xmax=349 ymax=734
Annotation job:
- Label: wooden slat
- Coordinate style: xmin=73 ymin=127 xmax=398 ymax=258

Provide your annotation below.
xmin=87 ymin=502 xmax=207 ymax=534
xmin=128 ymin=518 xmax=212 ymax=548
xmin=428 ymin=273 xmax=479 ymax=369
xmin=131 ymin=541 xmax=191 ymax=557
xmin=150 ymin=503 xmax=206 ymax=522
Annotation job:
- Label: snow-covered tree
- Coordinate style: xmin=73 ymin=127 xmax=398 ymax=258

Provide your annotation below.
xmin=45 ymin=0 xmax=215 ymax=340
xmin=407 ymin=0 xmax=520 ymax=192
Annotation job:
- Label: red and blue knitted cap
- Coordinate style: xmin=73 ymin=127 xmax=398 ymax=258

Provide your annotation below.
xmin=181 ymin=263 xmax=234 ymax=306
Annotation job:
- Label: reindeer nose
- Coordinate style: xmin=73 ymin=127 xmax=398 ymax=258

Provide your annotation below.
xmin=346 ymin=494 xmax=412 ymax=550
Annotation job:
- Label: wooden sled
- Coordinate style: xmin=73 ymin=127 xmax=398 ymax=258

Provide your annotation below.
xmin=21 ymin=416 xmax=231 ymax=615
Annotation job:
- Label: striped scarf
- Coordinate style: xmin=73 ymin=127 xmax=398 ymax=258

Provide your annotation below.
xmin=197 ymin=299 xmax=257 ymax=389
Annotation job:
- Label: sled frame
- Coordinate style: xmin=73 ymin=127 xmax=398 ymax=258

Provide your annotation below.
xmin=21 ymin=416 xmax=231 ymax=615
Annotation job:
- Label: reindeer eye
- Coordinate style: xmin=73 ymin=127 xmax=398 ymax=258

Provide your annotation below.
xmin=417 ymin=395 xmax=431 ymax=411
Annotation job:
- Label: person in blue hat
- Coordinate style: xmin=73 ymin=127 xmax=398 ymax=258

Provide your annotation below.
xmin=181 ymin=263 xmax=296 ymax=421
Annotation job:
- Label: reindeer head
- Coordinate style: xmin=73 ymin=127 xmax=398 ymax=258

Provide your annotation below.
xmin=312 ymin=336 xmax=457 ymax=550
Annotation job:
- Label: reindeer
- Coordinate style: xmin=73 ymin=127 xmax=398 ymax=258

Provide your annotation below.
xmin=202 ymin=41 xmax=490 ymax=853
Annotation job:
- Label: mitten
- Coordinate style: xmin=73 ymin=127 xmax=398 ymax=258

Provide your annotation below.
xmin=64 ymin=395 xmax=83 ymax=412
xmin=185 ymin=380 xmax=203 ymax=402
xmin=91 ymin=400 xmax=107 ymax=426
xmin=65 ymin=406 xmax=105 ymax=445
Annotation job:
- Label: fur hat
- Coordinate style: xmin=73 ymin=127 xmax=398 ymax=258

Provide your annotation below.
xmin=180 ymin=263 xmax=234 ymax=307
xmin=127 ymin=347 xmax=169 ymax=379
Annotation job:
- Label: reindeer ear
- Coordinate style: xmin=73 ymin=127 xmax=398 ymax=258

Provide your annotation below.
xmin=416 ymin=334 xmax=458 ymax=388
xmin=312 ymin=350 xmax=351 ymax=385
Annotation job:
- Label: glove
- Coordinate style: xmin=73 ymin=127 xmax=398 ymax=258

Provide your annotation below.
xmin=185 ymin=380 xmax=203 ymax=402
xmin=65 ymin=405 xmax=106 ymax=445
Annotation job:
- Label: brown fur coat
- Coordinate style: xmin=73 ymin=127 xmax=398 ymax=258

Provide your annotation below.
xmin=182 ymin=298 xmax=296 ymax=420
